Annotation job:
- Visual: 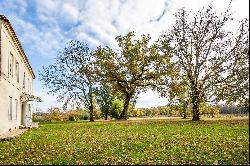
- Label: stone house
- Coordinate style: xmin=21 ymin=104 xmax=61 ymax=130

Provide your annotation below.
xmin=0 ymin=15 xmax=40 ymax=134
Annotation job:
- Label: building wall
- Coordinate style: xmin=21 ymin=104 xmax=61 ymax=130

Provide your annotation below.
xmin=0 ymin=20 xmax=33 ymax=134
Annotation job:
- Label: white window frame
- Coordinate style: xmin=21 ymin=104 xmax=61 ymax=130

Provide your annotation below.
xmin=8 ymin=97 xmax=12 ymax=120
xmin=23 ymin=72 xmax=25 ymax=89
xmin=9 ymin=53 xmax=14 ymax=77
xmin=28 ymin=78 xmax=29 ymax=93
xmin=16 ymin=61 xmax=19 ymax=83
xmin=14 ymin=99 xmax=18 ymax=120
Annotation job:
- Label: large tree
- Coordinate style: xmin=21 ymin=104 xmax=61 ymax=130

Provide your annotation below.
xmin=94 ymin=32 xmax=171 ymax=120
xmin=159 ymin=4 xmax=249 ymax=120
xmin=39 ymin=40 xmax=97 ymax=122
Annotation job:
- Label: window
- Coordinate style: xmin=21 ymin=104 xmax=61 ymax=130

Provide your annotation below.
xmin=9 ymin=53 xmax=14 ymax=77
xmin=14 ymin=99 xmax=18 ymax=120
xmin=28 ymin=78 xmax=29 ymax=93
xmin=16 ymin=61 xmax=19 ymax=82
xmin=8 ymin=97 xmax=12 ymax=120
xmin=30 ymin=81 xmax=32 ymax=94
xmin=23 ymin=72 xmax=25 ymax=89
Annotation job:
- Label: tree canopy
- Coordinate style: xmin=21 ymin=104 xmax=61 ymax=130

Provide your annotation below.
xmin=158 ymin=5 xmax=249 ymax=120
xmin=93 ymin=32 xmax=171 ymax=119
xmin=40 ymin=4 xmax=249 ymax=121
xmin=39 ymin=40 xmax=96 ymax=121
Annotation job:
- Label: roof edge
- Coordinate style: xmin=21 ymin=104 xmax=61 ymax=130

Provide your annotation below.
xmin=0 ymin=15 xmax=35 ymax=79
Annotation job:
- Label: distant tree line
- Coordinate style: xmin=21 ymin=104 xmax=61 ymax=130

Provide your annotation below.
xmin=33 ymin=102 xmax=248 ymax=122
xmin=39 ymin=3 xmax=249 ymax=121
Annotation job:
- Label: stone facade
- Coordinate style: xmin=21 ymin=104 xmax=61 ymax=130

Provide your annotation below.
xmin=0 ymin=15 xmax=36 ymax=134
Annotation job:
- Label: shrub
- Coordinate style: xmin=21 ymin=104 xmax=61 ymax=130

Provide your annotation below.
xmin=83 ymin=116 xmax=88 ymax=120
xmin=69 ymin=116 xmax=76 ymax=121
xmin=110 ymin=98 xmax=123 ymax=119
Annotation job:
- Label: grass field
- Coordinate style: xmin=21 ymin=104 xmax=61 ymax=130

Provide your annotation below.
xmin=0 ymin=118 xmax=249 ymax=165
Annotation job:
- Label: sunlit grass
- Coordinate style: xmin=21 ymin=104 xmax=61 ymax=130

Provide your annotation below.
xmin=0 ymin=118 xmax=248 ymax=165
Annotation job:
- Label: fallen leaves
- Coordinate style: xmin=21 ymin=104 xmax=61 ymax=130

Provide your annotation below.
xmin=0 ymin=118 xmax=248 ymax=165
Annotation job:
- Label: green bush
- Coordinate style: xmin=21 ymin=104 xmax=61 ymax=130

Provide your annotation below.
xmin=83 ymin=116 xmax=88 ymax=120
xmin=94 ymin=109 xmax=102 ymax=119
xmin=110 ymin=98 xmax=123 ymax=119
xmin=69 ymin=116 xmax=76 ymax=121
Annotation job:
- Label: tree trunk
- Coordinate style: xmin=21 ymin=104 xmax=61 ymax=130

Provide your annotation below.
xmin=192 ymin=100 xmax=200 ymax=121
xmin=105 ymin=111 xmax=108 ymax=120
xmin=183 ymin=103 xmax=187 ymax=119
xmin=183 ymin=112 xmax=187 ymax=119
xmin=89 ymin=110 xmax=94 ymax=122
xmin=120 ymin=93 xmax=132 ymax=120
xmin=89 ymin=98 xmax=94 ymax=122
xmin=191 ymin=86 xmax=202 ymax=121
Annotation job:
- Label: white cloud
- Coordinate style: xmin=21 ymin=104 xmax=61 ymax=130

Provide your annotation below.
xmin=136 ymin=89 xmax=168 ymax=108
xmin=61 ymin=3 xmax=79 ymax=24
xmin=1 ymin=0 xmax=249 ymax=111
xmin=37 ymin=0 xmax=58 ymax=13
xmin=0 ymin=0 xmax=28 ymax=16
xmin=11 ymin=16 xmax=65 ymax=59
xmin=77 ymin=31 xmax=101 ymax=47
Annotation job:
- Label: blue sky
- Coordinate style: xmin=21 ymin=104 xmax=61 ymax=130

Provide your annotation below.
xmin=0 ymin=0 xmax=248 ymax=112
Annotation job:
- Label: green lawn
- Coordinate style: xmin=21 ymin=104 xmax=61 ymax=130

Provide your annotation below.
xmin=0 ymin=118 xmax=249 ymax=165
